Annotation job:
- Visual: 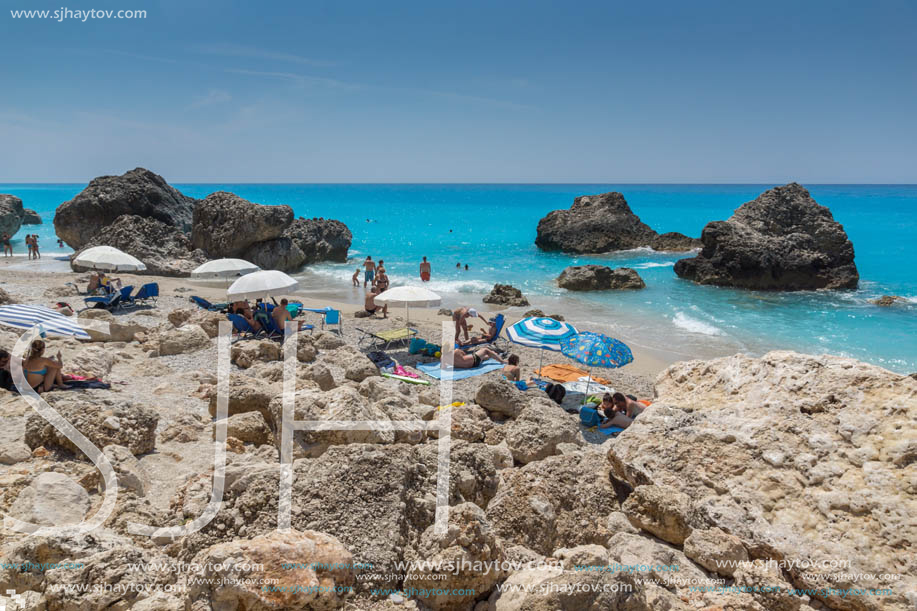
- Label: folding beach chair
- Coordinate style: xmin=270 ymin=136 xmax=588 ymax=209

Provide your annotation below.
xmin=227 ymin=313 xmax=261 ymax=340
xmin=357 ymin=327 xmax=418 ymax=350
xmin=190 ymin=296 xmax=229 ymax=312
xmin=456 ymin=313 xmax=507 ymax=350
xmin=322 ymin=309 xmax=342 ymax=335
xmin=132 ymin=282 xmax=159 ymax=306
xmin=83 ymin=286 xmax=126 ymax=311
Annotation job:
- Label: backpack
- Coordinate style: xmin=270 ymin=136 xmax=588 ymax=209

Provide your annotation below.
xmin=545 ymin=383 xmax=566 ymax=405
xmin=579 ymin=406 xmax=600 ymax=427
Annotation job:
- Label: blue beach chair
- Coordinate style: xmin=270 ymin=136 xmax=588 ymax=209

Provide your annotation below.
xmin=191 ymin=296 xmax=229 ymax=312
xmin=132 ymin=282 xmax=159 ymax=305
xmin=456 ymin=313 xmax=507 ymax=350
xmin=227 ymin=313 xmax=260 ymax=340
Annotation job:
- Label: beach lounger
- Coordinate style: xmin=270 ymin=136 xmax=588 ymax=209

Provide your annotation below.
xmin=127 ymin=282 xmax=158 ymax=306
xmin=227 ymin=313 xmax=261 ymax=340
xmin=416 ymin=359 xmax=504 ymax=380
xmin=357 ymin=327 xmax=418 ymax=350
xmin=456 ymin=313 xmax=507 ymax=350
xmin=191 ymin=296 xmax=229 ymax=312
xmin=83 ymin=288 xmax=122 ymax=311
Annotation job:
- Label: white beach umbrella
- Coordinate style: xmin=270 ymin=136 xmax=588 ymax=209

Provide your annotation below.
xmin=72 ymin=246 xmax=146 ymax=272
xmin=191 ymin=258 xmax=260 ymax=280
xmin=374 ymin=286 xmax=441 ymax=323
xmin=226 ymin=270 xmax=299 ymax=301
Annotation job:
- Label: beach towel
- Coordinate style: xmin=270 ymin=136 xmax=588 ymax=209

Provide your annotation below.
xmin=562 ymin=380 xmax=615 ymax=395
xmin=598 ymin=426 xmax=626 ymax=436
xmin=416 ymin=359 xmax=503 ymax=380
xmin=534 ymin=364 xmax=612 ymax=386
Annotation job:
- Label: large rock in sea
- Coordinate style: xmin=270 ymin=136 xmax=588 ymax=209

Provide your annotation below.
xmin=0 ymin=194 xmax=25 ymax=236
xmin=284 ymin=216 xmax=352 ymax=264
xmin=483 ymin=283 xmax=529 ymax=306
xmin=21 ymin=208 xmax=42 ymax=224
xmin=674 ymin=183 xmax=859 ymax=290
xmin=191 ymin=191 xmax=293 ymax=258
xmin=54 ymin=167 xmax=198 ymax=248
xmin=607 ymin=351 xmax=917 ymax=611
xmin=535 ymin=191 xmax=700 ymax=253
xmin=75 ymin=214 xmax=207 ymax=276
xmin=557 ymin=265 xmax=646 ymax=290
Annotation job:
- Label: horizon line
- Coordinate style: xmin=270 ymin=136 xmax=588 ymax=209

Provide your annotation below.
xmin=1 ymin=180 xmax=916 ymax=186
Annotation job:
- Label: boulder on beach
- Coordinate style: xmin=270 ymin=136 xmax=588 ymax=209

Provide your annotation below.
xmin=54 ymin=168 xmax=198 ymax=249
xmin=191 ymin=191 xmax=293 ymax=258
xmin=283 ymin=216 xmax=353 ymax=264
xmin=607 ymin=350 xmax=917 ymax=611
xmin=75 ymin=214 xmax=207 ymax=277
xmin=535 ymin=191 xmax=700 ymax=254
xmin=674 ymin=183 xmax=859 ymax=290
xmin=21 ymin=208 xmax=42 ymax=225
xmin=557 ymin=264 xmax=646 ymax=290
xmin=483 ymin=283 xmax=529 ymax=306
xmin=0 ymin=194 xmax=25 ymax=237
xmin=871 ymin=295 xmax=907 ymax=306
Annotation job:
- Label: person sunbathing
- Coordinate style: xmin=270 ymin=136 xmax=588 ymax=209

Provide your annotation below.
xmin=86 ymin=272 xmax=101 ymax=294
xmin=447 ymin=346 xmax=505 ymax=369
xmin=502 ymin=353 xmax=522 ymax=381
xmin=599 ymin=392 xmax=647 ymax=429
xmin=231 ymin=300 xmax=261 ymax=331
xmin=23 ymin=339 xmax=69 ymax=393
xmin=465 ymin=318 xmax=498 ymax=346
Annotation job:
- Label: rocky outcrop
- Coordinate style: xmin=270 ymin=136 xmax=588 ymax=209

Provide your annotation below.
xmin=607 ymin=350 xmax=917 ymax=611
xmin=284 ymin=217 xmax=352 ymax=263
xmin=75 ymin=214 xmax=207 ymax=276
xmin=7 ymin=471 xmax=90 ymax=527
xmin=191 ymin=191 xmax=293 ymax=257
xmin=557 ymin=265 xmax=645 ymax=290
xmin=674 ymin=183 xmax=859 ymax=290
xmin=21 ymin=208 xmax=42 ymax=224
xmin=54 ymin=168 xmax=198 ymax=248
xmin=483 ymin=283 xmax=529 ymax=307
xmin=871 ymin=295 xmax=907 ymax=306
xmin=0 ymin=193 xmax=24 ymax=236
xmin=25 ymin=396 xmax=158 ymax=455
xmin=535 ymin=191 xmax=699 ymax=254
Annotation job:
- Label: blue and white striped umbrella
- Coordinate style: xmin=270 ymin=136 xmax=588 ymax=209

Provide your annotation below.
xmin=507 ymin=317 xmax=578 ymax=351
xmin=0 ymin=304 xmax=90 ymax=339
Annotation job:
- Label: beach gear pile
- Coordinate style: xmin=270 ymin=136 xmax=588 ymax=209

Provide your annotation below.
xmin=409 ymin=337 xmax=442 ymax=358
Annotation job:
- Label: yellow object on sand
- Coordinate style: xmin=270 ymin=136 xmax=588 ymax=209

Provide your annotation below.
xmin=437 ymin=401 xmax=465 ymax=411
xmin=535 ymin=364 xmax=612 ymax=386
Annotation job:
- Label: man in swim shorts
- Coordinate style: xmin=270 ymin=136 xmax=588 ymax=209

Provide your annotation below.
xmin=452 ymin=306 xmax=486 ymax=344
xmin=419 ymin=256 xmax=431 ymax=282
xmin=364 ymin=291 xmax=388 ymax=318
xmin=363 ymin=256 xmax=376 ymax=287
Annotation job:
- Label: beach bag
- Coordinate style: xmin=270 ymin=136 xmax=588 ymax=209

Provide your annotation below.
xmin=579 ymin=406 xmax=600 ymax=427
xmin=545 ymin=383 xmax=566 ymax=405
xmin=409 ymin=338 xmax=428 ymax=355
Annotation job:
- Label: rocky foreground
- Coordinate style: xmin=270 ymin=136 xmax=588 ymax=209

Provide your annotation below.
xmin=56 ymin=168 xmax=352 ymax=276
xmin=0 ymin=275 xmax=913 ymax=610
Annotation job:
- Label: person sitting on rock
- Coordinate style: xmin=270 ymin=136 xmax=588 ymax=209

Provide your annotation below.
xmin=272 ymin=298 xmax=305 ymax=332
xmin=364 ymin=291 xmax=388 ymax=318
xmin=23 ymin=339 xmax=69 ymax=393
xmin=599 ymin=392 xmax=648 ymax=429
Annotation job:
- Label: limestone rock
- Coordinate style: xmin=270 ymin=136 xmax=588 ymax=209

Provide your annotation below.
xmin=25 ymin=396 xmax=158 ymax=455
xmin=486 ymin=451 xmax=619 ymax=555
xmin=53 ymin=167 xmax=197 ymax=249
xmin=8 ymin=471 xmax=90 ymax=526
xmin=231 ymin=339 xmax=282 ymax=368
xmin=169 ymin=307 xmax=226 ymax=338
xmin=475 ymin=379 xmax=527 ymax=418
xmin=557 ymin=265 xmax=646 ymax=290
xmin=283 ymin=216 xmax=352 ymax=264
xmin=504 ymin=398 xmax=580 ymax=464
xmin=674 ymin=183 xmax=859 ymax=290
xmin=242 ymin=235 xmax=307 ymax=272
xmin=191 ymin=190 xmax=293 ymax=258
xmin=207 ymin=375 xmax=276 ymax=422
xmin=102 ymin=443 xmax=151 ymax=495
xmin=483 ymin=283 xmax=529 ymax=307
xmin=81 ymin=309 xmax=148 ymax=342
xmin=535 ymin=191 xmax=699 ymax=254
xmin=67 ymin=344 xmax=115 ymax=378
xmin=158 ymin=324 xmax=211 ymax=355
xmin=621 ymin=484 xmax=693 ymax=545
xmin=871 ymin=295 xmax=907 ymax=306
xmin=22 ymin=207 xmax=42 ymax=224
xmin=403 ymin=502 xmax=505 ymax=610
xmin=223 ymin=411 xmax=273 ymax=445
xmin=303 ymin=362 xmax=336 ymax=391
xmin=188 ymin=529 xmax=355 ymax=611
xmin=0 ymin=193 xmax=25 ymax=237
xmin=74 ymin=214 xmax=207 ymax=276
xmin=683 ymin=527 xmax=748 ymax=577
xmin=607 ymin=350 xmax=917 ymax=611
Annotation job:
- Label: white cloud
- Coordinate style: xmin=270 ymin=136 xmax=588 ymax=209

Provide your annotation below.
xmin=190 ymin=89 xmax=233 ymax=109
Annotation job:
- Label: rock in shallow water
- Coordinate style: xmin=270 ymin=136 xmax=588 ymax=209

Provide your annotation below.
xmin=674 ymin=182 xmax=859 ymax=290
xmin=557 ymin=264 xmax=646 ymax=290
xmin=483 ymin=283 xmax=529 ymax=306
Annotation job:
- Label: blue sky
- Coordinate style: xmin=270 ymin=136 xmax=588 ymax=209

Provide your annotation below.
xmin=2 ymin=0 xmax=915 ymax=182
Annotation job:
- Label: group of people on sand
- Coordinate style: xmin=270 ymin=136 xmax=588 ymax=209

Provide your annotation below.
xmin=229 ymin=297 xmax=305 ymax=333
xmin=1 ymin=233 xmax=40 ymax=258
xmin=0 ymin=340 xmax=70 ymax=393
xmin=355 ymin=256 xmax=390 ymax=318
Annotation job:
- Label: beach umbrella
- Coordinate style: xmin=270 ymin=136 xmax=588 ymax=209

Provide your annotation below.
xmin=0 ymin=304 xmax=90 ymax=339
xmin=227 ymin=270 xmax=299 ymax=301
xmin=72 ymin=246 xmax=146 ymax=272
xmin=506 ymin=316 xmax=578 ymax=371
xmin=373 ymin=286 xmax=441 ymax=323
xmin=560 ymin=331 xmax=634 ymax=401
xmin=191 ymin=258 xmax=260 ymax=280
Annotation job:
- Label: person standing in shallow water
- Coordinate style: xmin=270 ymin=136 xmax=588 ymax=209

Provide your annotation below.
xmin=2 ymin=233 xmax=11 ymax=257
xmin=363 ymin=256 xmax=376 ymax=288
xmin=420 ymin=256 xmax=431 ymax=282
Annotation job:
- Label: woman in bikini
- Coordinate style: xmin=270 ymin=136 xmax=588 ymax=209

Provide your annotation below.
xmin=23 ymin=339 xmax=69 ymax=393
xmin=445 ymin=344 xmax=505 ymax=369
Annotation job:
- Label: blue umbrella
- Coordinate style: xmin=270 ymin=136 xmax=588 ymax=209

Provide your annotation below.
xmin=560 ymin=331 xmax=633 ymax=400
xmin=506 ymin=317 xmax=578 ymax=371
xmin=0 ymin=304 xmax=90 ymax=339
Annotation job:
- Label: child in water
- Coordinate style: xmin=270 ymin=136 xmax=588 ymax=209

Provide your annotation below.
xmin=352 ymin=268 xmax=360 ymax=287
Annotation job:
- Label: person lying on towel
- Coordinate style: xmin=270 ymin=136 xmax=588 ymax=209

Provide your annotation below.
xmin=599 ymin=392 xmax=651 ymax=429
xmin=442 ymin=344 xmax=505 ymax=369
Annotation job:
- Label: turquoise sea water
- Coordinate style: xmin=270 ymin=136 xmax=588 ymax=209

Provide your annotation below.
xmin=3 ymin=183 xmax=916 ymax=373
